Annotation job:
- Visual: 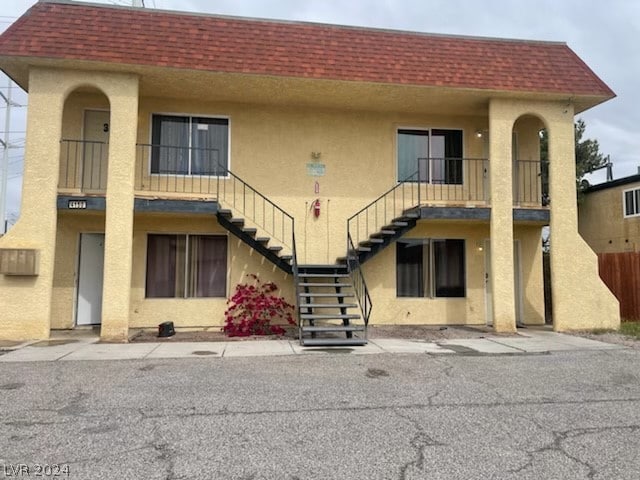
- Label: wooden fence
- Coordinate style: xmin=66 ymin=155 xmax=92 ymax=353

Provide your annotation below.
xmin=598 ymin=252 xmax=640 ymax=321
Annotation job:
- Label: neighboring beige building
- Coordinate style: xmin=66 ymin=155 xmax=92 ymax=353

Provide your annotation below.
xmin=0 ymin=0 xmax=619 ymax=344
xmin=579 ymin=174 xmax=640 ymax=253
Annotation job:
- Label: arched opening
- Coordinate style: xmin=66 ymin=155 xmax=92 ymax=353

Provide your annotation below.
xmin=59 ymin=86 xmax=111 ymax=194
xmin=52 ymin=86 xmax=111 ymax=332
xmin=512 ymin=114 xmax=548 ymax=207
xmin=510 ymin=113 xmax=551 ymax=327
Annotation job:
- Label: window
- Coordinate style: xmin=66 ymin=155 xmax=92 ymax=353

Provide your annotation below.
xmin=623 ymin=187 xmax=640 ymax=217
xmin=396 ymin=239 xmax=465 ymax=298
xmin=397 ymin=129 xmax=463 ymax=183
xmin=150 ymin=114 xmax=228 ymax=176
xmin=146 ymin=234 xmax=227 ymax=298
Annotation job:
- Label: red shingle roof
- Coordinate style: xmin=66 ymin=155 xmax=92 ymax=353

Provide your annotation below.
xmin=0 ymin=0 xmax=614 ymax=98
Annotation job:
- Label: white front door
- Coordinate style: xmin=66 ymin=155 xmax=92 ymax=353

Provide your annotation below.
xmin=76 ymin=233 xmax=105 ymax=326
xmin=485 ymin=239 xmax=523 ymax=326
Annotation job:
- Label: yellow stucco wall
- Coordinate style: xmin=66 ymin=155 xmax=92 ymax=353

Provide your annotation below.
xmin=578 ymin=182 xmax=640 ymax=253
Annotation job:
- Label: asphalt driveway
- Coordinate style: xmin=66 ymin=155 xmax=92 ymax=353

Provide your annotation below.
xmin=1 ymin=349 xmax=639 ymax=479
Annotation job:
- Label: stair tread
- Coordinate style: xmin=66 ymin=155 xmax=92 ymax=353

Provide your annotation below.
xmin=299 ymin=303 xmax=358 ymax=308
xmin=302 ymin=326 xmax=365 ymax=333
xmin=268 ymin=246 xmax=283 ymax=251
xmin=298 ymin=273 xmax=350 ymax=278
xmin=362 ymin=238 xmax=384 ymax=244
xmin=301 ymin=338 xmax=368 ymax=347
xmin=298 ymin=264 xmax=346 ymax=268
xmin=299 ymin=293 xmax=354 ymax=297
xmin=301 ymin=313 xmax=360 ymax=320
xmin=298 ymin=282 xmax=352 ymax=287
xmin=255 ymin=237 xmax=270 ymax=243
xmin=373 ymin=230 xmax=396 ymax=236
xmin=218 ymin=209 xmax=232 ymax=216
xmin=230 ymin=218 xmax=245 ymax=223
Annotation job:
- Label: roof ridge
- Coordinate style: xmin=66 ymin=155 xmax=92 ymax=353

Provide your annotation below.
xmin=39 ymin=0 xmax=568 ymax=47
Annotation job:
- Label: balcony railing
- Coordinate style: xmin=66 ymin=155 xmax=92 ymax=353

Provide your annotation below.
xmin=514 ymin=160 xmax=549 ymax=207
xmin=58 ymin=139 xmax=108 ymax=193
xmin=415 ymin=157 xmax=488 ymax=204
xmin=135 ymin=144 xmax=221 ymax=196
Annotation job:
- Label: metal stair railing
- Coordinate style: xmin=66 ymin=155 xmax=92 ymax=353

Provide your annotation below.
xmin=347 ymin=232 xmax=372 ymax=336
xmin=347 ymin=170 xmax=420 ymax=248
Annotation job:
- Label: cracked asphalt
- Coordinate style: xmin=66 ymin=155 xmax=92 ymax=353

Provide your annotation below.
xmin=1 ymin=349 xmax=640 ymax=479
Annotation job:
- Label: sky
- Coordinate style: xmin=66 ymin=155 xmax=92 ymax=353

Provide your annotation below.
xmin=1 ymin=0 xmax=639 ymax=226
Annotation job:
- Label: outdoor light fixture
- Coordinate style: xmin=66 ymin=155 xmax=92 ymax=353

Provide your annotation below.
xmin=475 ymin=130 xmax=484 ymax=138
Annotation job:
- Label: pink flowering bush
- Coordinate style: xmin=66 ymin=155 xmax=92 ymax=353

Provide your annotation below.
xmin=223 ymin=274 xmax=296 ymax=337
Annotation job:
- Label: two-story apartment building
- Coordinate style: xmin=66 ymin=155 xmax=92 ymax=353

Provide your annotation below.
xmin=0 ymin=0 xmax=619 ymax=344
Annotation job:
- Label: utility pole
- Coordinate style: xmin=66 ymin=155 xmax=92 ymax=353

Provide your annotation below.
xmin=0 ymin=77 xmax=11 ymax=234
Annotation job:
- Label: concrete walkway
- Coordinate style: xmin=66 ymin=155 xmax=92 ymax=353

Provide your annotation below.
xmin=0 ymin=329 xmax=624 ymax=362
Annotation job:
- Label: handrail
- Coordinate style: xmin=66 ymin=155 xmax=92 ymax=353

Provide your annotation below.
xmin=214 ymin=160 xmax=295 ymax=253
xmin=347 ymin=169 xmax=420 ymax=248
xmin=347 ymin=232 xmax=372 ymax=333
xmin=291 ymin=226 xmax=301 ymax=343
xmin=347 ymin=157 xmax=488 ymax=246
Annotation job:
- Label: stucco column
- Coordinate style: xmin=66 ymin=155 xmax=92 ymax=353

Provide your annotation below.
xmin=488 ymin=100 xmax=517 ymax=333
xmin=0 ymin=69 xmax=65 ymax=340
xmin=548 ymin=108 xmax=619 ymax=330
xmin=100 ymin=77 xmax=139 ymax=342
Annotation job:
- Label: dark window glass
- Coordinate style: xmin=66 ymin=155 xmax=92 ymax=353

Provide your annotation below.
xmin=396 ymin=240 xmax=427 ymax=297
xmin=433 ymin=239 xmax=466 ymax=297
xmin=150 ymin=115 xmax=228 ymax=175
xmin=146 ymin=234 xmax=227 ymax=298
xmin=396 ymin=238 xmax=466 ymax=298
xmin=397 ymin=129 xmax=463 ymax=184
